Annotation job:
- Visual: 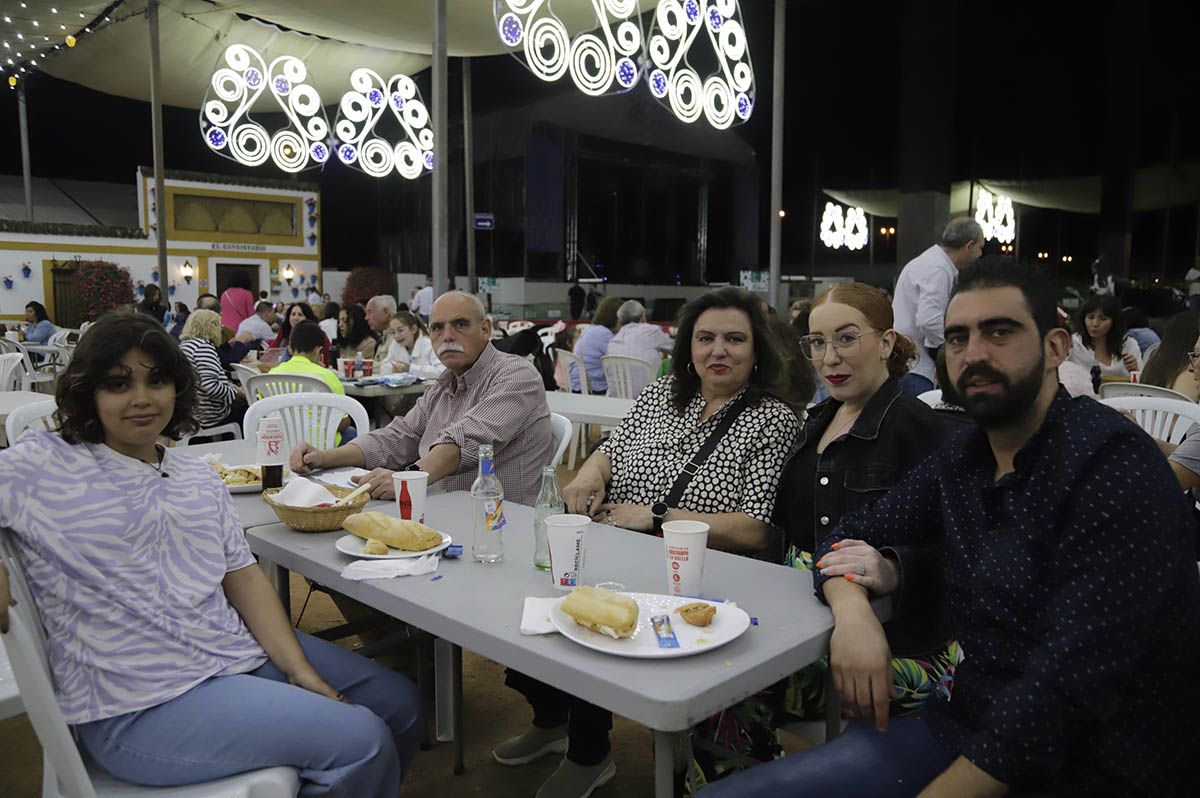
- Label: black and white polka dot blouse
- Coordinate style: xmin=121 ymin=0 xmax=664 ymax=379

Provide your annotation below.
xmin=597 ymin=376 xmax=799 ymax=526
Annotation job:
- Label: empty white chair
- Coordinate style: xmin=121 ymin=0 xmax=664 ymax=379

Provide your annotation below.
xmin=548 ymin=412 xmax=572 ymax=467
xmin=243 ymin=394 xmax=369 ymax=451
xmin=554 ymin=348 xmax=591 ymax=469
xmin=1100 ymin=396 xmax=1200 ymax=444
xmin=0 ymin=530 xmax=301 ymax=798
xmin=1097 ymin=381 xmax=1193 ymax=403
xmin=231 ymin=363 xmax=260 ymax=390
xmin=244 ymin=373 xmax=331 ymax=403
xmin=5 ymin=398 xmax=57 ymax=444
xmin=601 ymin=355 xmax=655 ymax=400
xmin=506 ymin=320 xmax=535 ymax=334
xmin=916 ymin=389 xmax=943 ymax=407
xmin=0 ymin=352 xmax=28 ymax=392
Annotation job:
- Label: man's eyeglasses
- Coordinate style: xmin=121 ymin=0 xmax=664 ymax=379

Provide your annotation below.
xmin=799 ymin=330 xmax=878 ymax=361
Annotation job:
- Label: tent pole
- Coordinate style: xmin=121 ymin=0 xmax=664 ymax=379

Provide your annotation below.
xmin=431 ymin=0 xmax=449 ymax=303
xmin=463 ymin=57 xmax=478 ymax=295
xmin=148 ymin=0 xmax=168 ymax=282
xmin=767 ymin=0 xmax=786 ymax=309
xmin=18 ymin=83 xmax=32 ymax=221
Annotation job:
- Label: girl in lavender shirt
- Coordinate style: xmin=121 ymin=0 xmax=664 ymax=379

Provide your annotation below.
xmin=0 ymin=313 xmax=420 ymax=797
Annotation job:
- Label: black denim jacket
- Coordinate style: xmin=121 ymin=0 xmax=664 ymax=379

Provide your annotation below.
xmin=776 ymin=377 xmax=955 ymax=654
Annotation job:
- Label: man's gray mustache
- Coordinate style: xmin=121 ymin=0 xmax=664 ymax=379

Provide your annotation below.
xmin=437 ymin=342 xmax=466 ymax=355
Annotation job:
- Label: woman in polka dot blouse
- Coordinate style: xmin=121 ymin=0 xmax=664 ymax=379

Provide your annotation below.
xmin=495 ymin=287 xmax=810 ymax=798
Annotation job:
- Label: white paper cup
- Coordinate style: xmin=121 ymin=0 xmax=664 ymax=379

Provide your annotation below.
xmin=546 ymin=514 xmax=589 ymax=590
xmin=392 ymin=471 xmax=429 ymax=524
xmin=337 ymin=358 xmax=356 ymax=378
xmin=662 ymin=520 xmax=709 ymax=597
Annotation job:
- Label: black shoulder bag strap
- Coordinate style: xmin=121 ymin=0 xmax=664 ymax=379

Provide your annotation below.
xmin=664 ymin=396 xmax=749 ymax=507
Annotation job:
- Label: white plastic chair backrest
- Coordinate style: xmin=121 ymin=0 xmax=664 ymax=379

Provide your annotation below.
xmin=244 ymin=373 xmax=331 ymax=404
xmin=916 ymin=389 xmax=943 ymax=407
xmin=1141 ymin=342 xmax=1159 ymax=365
xmin=538 ymin=328 xmax=557 ymax=354
xmin=548 ymin=413 xmax=572 ymax=467
xmin=555 ymin=348 xmax=590 ymax=395
xmin=507 ymin=321 xmax=534 ymax=334
xmin=0 ymin=529 xmax=98 ymax=798
xmin=48 ymin=329 xmax=72 ymax=347
xmin=231 ymin=363 xmax=260 ymax=390
xmin=243 ymin=394 xmax=369 ymax=451
xmin=601 ymin=355 xmax=655 ymax=400
xmin=1097 ymin=381 xmax=1193 ymax=403
xmin=0 ymin=352 xmax=27 ymax=391
xmin=5 ymin=399 xmax=57 ymax=443
xmin=1100 ymin=396 xmax=1200 ymax=445
xmin=0 ymin=337 xmax=19 ymax=356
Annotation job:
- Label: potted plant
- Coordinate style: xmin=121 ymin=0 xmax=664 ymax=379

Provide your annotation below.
xmin=20 ymin=261 xmax=32 ymax=279
xmin=76 ymin=261 xmax=136 ymax=322
xmin=2 ymin=276 xmax=13 ymax=290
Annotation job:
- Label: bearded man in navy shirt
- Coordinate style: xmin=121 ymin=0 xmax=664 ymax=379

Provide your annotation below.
xmin=702 ymin=257 xmax=1200 ymax=798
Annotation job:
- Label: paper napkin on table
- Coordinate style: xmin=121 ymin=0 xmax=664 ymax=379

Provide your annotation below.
xmin=520 ymin=597 xmax=560 ymax=635
xmin=312 ymin=467 xmax=372 ymax=489
xmin=341 ymin=556 xmax=440 ymax=581
xmin=271 ymin=477 xmax=338 ymax=507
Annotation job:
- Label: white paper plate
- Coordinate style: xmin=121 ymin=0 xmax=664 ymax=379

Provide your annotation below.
xmin=220 ymin=464 xmax=264 ymax=494
xmin=335 ymin=532 xmax=452 ymax=560
xmin=549 ymin=592 xmax=750 ymax=659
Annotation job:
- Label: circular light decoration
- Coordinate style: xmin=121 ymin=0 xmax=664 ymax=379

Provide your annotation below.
xmin=975 ymin=189 xmax=1016 ymax=244
xmin=647 ymin=0 xmax=756 ymax=129
xmin=493 ymin=0 xmax=645 ymax=97
xmin=334 ymin=69 xmax=435 ymax=180
xmin=200 ymin=45 xmax=331 ymax=174
xmin=819 ymin=202 xmax=870 ymax=251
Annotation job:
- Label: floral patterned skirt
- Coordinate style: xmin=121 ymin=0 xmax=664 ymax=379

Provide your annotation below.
xmin=682 ymin=550 xmax=958 ymax=795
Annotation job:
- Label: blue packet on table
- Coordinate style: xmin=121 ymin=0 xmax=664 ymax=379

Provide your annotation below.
xmin=650 ymin=615 xmax=680 ymax=649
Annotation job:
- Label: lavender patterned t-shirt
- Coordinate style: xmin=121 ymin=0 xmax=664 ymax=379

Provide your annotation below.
xmin=0 ymin=431 xmax=267 ymax=724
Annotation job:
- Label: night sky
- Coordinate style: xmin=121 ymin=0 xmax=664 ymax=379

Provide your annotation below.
xmin=0 ymin=1 xmax=1196 ymax=280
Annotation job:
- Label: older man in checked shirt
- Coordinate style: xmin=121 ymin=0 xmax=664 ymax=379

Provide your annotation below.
xmin=290 ymin=291 xmax=553 ymax=505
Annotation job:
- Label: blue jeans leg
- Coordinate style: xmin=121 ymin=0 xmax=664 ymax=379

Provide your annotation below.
xmin=697 ymin=717 xmax=955 ymax=798
xmin=76 ymin=631 xmax=422 ymax=798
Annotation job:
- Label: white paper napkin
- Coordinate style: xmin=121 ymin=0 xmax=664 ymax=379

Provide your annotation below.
xmin=272 ymin=477 xmax=338 ymax=507
xmin=340 ymin=555 xmax=440 ymax=581
xmin=520 ymin=597 xmax=560 ymax=635
xmin=313 ymin=467 xmax=372 ymax=489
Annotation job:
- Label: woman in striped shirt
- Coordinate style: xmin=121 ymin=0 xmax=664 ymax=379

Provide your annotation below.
xmin=180 ymin=309 xmax=247 ymax=430
xmin=0 ymin=312 xmax=421 ymax=796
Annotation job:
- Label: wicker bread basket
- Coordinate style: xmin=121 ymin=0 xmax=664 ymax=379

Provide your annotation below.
xmin=261 ymin=486 xmax=370 ymax=532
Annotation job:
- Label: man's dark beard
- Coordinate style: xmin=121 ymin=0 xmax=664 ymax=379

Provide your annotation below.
xmin=956 ymin=357 xmax=1045 ymax=428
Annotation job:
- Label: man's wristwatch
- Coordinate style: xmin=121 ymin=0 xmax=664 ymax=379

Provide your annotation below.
xmin=652 ymin=501 xmax=669 ymax=534
xmin=402 ymin=462 xmax=424 ymax=472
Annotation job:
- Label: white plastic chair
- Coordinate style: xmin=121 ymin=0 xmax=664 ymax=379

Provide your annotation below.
xmin=1097 ymin=381 xmax=1193 ymax=403
xmin=506 ymin=320 xmax=535 ymax=334
xmin=601 ymin=355 xmax=655 ymax=400
xmin=176 ymin=422 xmax=244 ymax=447
xmin=548 ymin=412 xmax=572 ymax=467
xmin=916 ymin=389 xmax=943 ymax=407
xmin=0 ymin=530 xmax=301 ymax=798
xmin=0 ymin=352 xmax=28 ymax=391
xmin=244 ymin=373 xmax=331 ymax=403
xmin=243 ymin=394 xmax=369 ymax=451
xmin=5 ymin=398 xmax=57 ymax=444
xmin=555 ymin=349 xmax=591 ymax=469
xmin=231 ymin=363 xmax=260 ymax=390
xmin=1100 ymin=396 xmax=1200 ymax=444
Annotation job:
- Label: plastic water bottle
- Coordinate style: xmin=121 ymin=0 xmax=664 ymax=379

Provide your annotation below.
xmin=532 ymin=466 xmax=564 ymax=571
xmin=471 ymin=444 xmax=506 ymax=563
xmin=354 ymin=349 xmax=364 ymax=377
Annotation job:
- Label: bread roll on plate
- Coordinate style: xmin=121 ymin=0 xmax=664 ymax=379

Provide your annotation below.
xmin=344 ymin=512 xmax=443 ymax=552
xmin=561 ymin=586 xmax=639 ymax=639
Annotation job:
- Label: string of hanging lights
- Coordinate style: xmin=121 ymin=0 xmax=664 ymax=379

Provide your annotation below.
xmin=1 ymin=1 xmax=130 ymax=89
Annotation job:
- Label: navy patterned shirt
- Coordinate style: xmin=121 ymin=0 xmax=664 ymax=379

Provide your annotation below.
xmin=815 ymin=388 xmax=1200 ymax=795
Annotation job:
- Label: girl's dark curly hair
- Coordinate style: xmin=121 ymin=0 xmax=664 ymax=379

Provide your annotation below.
xmin=55 ymin=312 xmax=199 ymax=443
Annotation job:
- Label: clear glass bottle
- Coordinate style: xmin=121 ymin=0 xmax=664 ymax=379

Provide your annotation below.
xmin=471 ymin=444 xmax=506 ymax=563
xmin=532 ymin=466 xmax=564 ymax=571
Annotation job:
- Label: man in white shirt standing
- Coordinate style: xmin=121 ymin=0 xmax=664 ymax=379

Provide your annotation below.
xmin=891 ymin=217 xmax=984 ymax=395
xmin=411 ymin=283 xmax=434 ymax=324
xmin=606 ymin=300 xmax=672 ymax=394
xmin=236 ymin=301 xmax=277 ymax=345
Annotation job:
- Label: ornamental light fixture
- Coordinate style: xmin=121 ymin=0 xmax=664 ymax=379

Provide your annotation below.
xmin=975 ymin=189 xmax=1016 ymax=244
xmin=646 ymin=0 xmax=756 ymax=129
xmin=282 ymin=264 xmax=295 ymax=284
xmin=180 ymin=260 xmax=194 ymax=284
xmin=201 ymin=45 xmax=331 ymax=174
xmin=494 ymin=0 xmax=645 ymax=97
xmin=333 ymin=69 xmax=434 ymax=179
xmin=819 ymin=202 xmax=869 ymax=251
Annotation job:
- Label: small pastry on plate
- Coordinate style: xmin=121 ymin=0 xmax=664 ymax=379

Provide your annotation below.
xmin=676 ymin=602 xmax=716 ymax=627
